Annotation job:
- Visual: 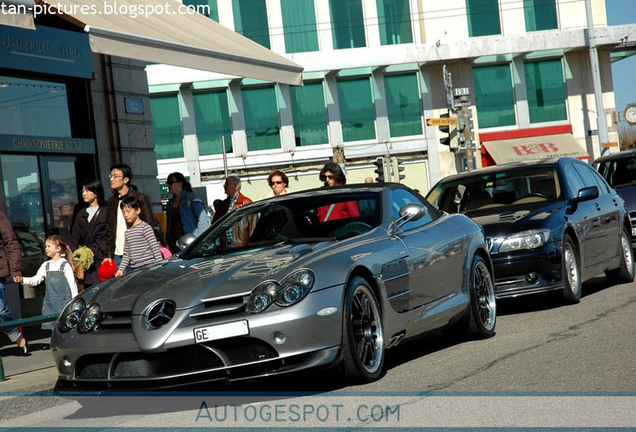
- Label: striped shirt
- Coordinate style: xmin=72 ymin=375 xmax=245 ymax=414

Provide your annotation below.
xmin=119 ymin=221 xmax=163 ymax=271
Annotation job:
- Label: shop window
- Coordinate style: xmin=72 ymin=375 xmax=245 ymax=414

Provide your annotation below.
xmin=233 ymin=0 xmax=270 ymax=48
xmin=281 ymin=0 xmax=319 ymax=53
xmin=150 ymin=94 xmax=184 ymax=160
xmin=524 ymin=59 xmax=567 ymax=123
xmin=385 ymin=73 xmax=422 ymax=137
xmin=337 ymin=77 xmax=376 ymax=142
xmin=290 ymin=82 xmax=329 ymax=146
xmin=473 ymin=64 xmax=516 ymax=129
xmin=329 ymin=0 xmax=366 ymax=49
xmin=378 ymin=0 xmax=413 ymax=45
xmin=183 ymin=0 xmax=219 ymax=21
xmin=0 ymin=76 xmax=71 ymax=137
xmin=466 ymin=0 xmax=501 ymax=37
xmin=242 ymin=86 xmax=280 ymax=151
xmin=193 ymin=91 xmax=233 ymax=156
xmin=524 ymin=0 xmax=557 ymax=31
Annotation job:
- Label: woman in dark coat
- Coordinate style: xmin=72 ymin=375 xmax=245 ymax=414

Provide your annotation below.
xmin=70 ymin=178 xmax=111 ymax=287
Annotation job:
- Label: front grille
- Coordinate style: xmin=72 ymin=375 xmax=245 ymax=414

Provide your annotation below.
xmin=74 ymin=337 xmax=278 ymax=380
xmin=190 ymin=294 xmax=250 ymax=319
xmin=99 ymin=311 xmax=132 ymax=330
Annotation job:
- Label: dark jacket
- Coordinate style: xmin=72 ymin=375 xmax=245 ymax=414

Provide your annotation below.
xmin=106 ymin=187 xmax=153 ymax=258
xmin=0 ymin=211 xmax=21 ymax=279
xmin=69 ymin=205 xmax=111 ymax=286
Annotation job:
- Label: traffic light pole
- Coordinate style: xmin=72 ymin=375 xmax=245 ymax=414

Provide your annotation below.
xmin=459 ymin=97 xmax=475 ymax=170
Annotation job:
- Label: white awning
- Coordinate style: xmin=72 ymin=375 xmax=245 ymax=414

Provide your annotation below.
xmin=38 ymin=0 xmax=303 ymax=85
xmin=0 ymin=0 xmax=35 ymax=29
xmin=482 ymin=134 xmax=589 ymax=164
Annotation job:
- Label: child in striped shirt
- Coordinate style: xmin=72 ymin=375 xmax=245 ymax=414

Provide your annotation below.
xmin=115 ymin=196 xmax=162 ymax=277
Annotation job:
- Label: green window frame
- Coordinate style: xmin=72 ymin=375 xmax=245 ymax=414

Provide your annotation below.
xmin=473 ymin=64 xmax=516 ymax=128
xmin=242 ymin=86 xmax=280 ymax=151
xmin=524 ymin=59 xmax=567 ymax=123
xmin=150 ymin=94 xmax=183 ymax=160
xmin=281 ymin=0 xmax=319 ymax=53
xmin=329 ymin=0 xmax=366 ymax=49
xmin=193 ymin=91 xmax=233 ymax=156
xmin=377 ymin=0 xmax=413 ymax=45
xmin=183 ymin=0 xmax=219 ymax=21
xmin=290 ymin=82 xmax=329 ymax=146
xmin=466 ymin=0 xmax=501 ymax=37
xmin=385 ymin=73 xmax=422 ymax=137
xmin=524 ymin=0 xmax=557 ymax=31
xmin=337 ymin=77 xmax=376 ymax=142
xmin=232 ymin=0 xmax=270 ymax=48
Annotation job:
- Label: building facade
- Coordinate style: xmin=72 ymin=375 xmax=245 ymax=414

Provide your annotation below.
xmin=147 ymin=0 xmax=634 ymax=203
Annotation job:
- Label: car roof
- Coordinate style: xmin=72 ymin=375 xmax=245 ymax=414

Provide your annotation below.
xmin=434 ymin=157 xmax=573 ymax=183
xmin=593 ymin=148 xmax=636 ymax=164
xmin=265 ymin=182 xmax=409 ymax=200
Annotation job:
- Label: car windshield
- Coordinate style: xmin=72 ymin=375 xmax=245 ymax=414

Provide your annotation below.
xmin=182 ymin=191 xmax=382 ymax=258
xmin=427 ymin=168 xmax=561 ymax=214
xmin=596 ymin=156 xmax=636 ymax=187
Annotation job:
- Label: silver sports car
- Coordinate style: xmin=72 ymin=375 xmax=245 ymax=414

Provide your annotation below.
xmin=52 ymin=184 xmax=496 ymax=390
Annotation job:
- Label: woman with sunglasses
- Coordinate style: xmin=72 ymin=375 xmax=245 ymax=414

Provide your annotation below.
xmin=267 ymin=170 xmax=290 ymax=197
xmin=165 ymin=172 xmax=211 ymax=254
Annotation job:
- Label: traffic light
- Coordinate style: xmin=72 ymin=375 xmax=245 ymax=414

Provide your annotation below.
xmin=373 ymin=157 xmax=385 ymax=182
xmin=439 ymin=111 xmax=459 ymax=150
xmin=391 ymin=157 xmax=405 ymax=183
xmin=456 ymin=108 xmax=474 ymax=150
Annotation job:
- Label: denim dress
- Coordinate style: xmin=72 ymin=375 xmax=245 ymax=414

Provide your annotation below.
xmin=41 ymin=261 xmax=72 ymax=330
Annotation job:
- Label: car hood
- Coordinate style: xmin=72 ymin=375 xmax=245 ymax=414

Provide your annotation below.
xmin=615 ymin=184 xmax=636 ymax=211
xmin=468 ymin=202 xmax=562 ymax=237
xmin=90 ymin=242 xmax=332 ymax=314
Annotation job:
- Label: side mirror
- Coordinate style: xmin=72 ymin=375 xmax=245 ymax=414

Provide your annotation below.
xmin=176 ymin=233 xmax=196 ymax=250
xmin=570 ymin=186 xmax=599 ymax=204
xmin=396 ymin=203 xmax=427 ymax=228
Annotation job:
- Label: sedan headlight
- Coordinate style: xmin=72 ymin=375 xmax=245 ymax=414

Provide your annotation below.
xmin=58 ymin=297 xmax=86 ymax=333
xmin=499 ymin=229 xmax=550 ymax=253
xmin=78 ymin=303 xmax=102 ymax=333
xmin=247 ymin=270 xmax=315 ymax=313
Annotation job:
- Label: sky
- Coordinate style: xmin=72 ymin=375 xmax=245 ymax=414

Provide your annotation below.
xmin=606 ymin=0 xmax=636 ymax=117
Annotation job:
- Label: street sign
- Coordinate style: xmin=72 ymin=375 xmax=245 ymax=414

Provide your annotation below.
xmin=454 ymin=87 xmax=470 ymax=97
xmin=602 ymin=141 xmax=618 ymax=148
xmin=427 ymin=117 xmax=459 ymax=126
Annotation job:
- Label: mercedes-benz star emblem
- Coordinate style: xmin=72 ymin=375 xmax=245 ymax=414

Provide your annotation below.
xmin=145 ymin=300 xmax=176 ymax=329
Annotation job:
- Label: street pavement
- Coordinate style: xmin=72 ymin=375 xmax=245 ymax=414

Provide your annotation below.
xmin=0 ymin=327 xmax=57 ymax=393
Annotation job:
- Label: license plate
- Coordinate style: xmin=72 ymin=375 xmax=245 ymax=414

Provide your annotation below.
xmin=194 ymin=320 xmax=248 ymax=343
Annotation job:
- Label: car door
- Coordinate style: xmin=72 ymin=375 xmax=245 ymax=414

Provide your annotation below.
xmin=390 ymin=188 xmax=467 ymax=310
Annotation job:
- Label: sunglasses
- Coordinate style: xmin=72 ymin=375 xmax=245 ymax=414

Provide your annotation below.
xmin=270 ymin=181 xmax=284 ymax=185
xmin=166 ymin=180 xmax=176 ymax=185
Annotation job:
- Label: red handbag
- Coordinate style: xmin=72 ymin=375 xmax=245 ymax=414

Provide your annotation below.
xmin=97 ymin=260 xmax=117 ymax=281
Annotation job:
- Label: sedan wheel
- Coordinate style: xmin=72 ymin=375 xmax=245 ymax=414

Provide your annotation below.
xmin=342 ymin=277 xmax=385 ymax=383
xmin=562 ymin=235 xmax=581 ymax=303
xmin=467 ymin=255 xmax=496 ymax=338
xmin=605 ymin=227 xmax=635 ymax=283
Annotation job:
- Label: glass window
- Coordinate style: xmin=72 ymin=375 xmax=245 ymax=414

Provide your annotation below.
xmin=193 ymin=91 xmax=233 ymax=156
xmin=385 ymin=73 xmax=422 ymax=137
xmin=473 ymin=64 xmax=516 ymax=128
xmin=466 ymin=0 xmax=501 ymax=37
xmin=337 ymin=77 xmax=376 ymax=142
xmin=150 ymin=95 xmax=183 ymax=160
xmin=329 ymin=0 xmax=366 ymax=49
xmin=290 ymin=82 xmax=329 ymax=146
xmin=233 ymin=0 xmax=270 ymax=48
xmin=524 ymin=0 xmax=557 ymax=31
xmin=183 ymin=0 xmax=219 ymax=21
xmin=524 ymin=59 xmax=567 ymax=123
xmin=281 ymin=0 xmax=319 ymax=53
xmin=242 ymin=86 xmax=280 ymax=151
xmin=391 ymin=189 xmax=434 ymax=230
xmin=0 ymin=76 xmax=71 ymax=137
xmin=564 ymin=164 xmax=585 ymax=198
xmin=377 ymin=0 xmax=413 ymax=45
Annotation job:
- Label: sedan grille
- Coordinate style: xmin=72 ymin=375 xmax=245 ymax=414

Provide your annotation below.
xmin=189 ymin=293 xmax=251 ymax=319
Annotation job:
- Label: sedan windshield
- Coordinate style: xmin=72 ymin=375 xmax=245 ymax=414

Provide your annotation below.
xmin=596 ymin=156 xmax=636 ymax=188
xmin=182 ymin=191 xmax=381 ymax=258
xmin=428 ymin=168 xmax=561 ymax=214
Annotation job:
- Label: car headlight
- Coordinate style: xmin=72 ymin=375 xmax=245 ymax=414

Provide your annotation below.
xmin=247 ymin=281 xmax=279 ymax=313
xmin=57 ymin=297 xmax=86 ymax=333
xmin=499 ymin=229 xmax=550 ymax=253
xmin=276 ymin=270 xmax=314 ymax=307
xmin=78 ymin=303 xmax=102 ymax=333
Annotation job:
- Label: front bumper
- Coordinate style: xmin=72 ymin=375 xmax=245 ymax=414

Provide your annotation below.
xmin=490 ymin=241 xmax=563 ymax=299
xmin=51 ymin=285 xmax=344 ymax=390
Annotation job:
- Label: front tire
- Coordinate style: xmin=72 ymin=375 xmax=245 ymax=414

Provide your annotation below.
xmin=341 ymin=277 xmax=385 ymax=383
xmin=605 ymin=227 xmax=635 ymax=283
xmin=562 ymin=235 xmax=581 ymax=303
xmin=467 ymin=255 xmax=496 ymax=338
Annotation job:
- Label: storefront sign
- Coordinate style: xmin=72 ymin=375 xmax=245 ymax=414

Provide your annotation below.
xmin=125 ymin=97 xmax=144 ymax=114
xmin=0 ymin=134 xmax=95 ymax=154
xmin=0 ymin=24 xmax=92 ymax=79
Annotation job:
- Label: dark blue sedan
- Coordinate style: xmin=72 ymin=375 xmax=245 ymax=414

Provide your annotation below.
xmin=426 ymin=157 xmax=634 ymax=302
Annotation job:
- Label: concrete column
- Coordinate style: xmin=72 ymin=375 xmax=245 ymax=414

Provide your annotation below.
xmin=324 ymin=74 xmax=343 ymax=147
xmin=217 ymin=0 xmax=235 ymax=29
xmin=228 ymin=80 xmax=248 ymax=157
xmin=372 ymin=69 xmax=390 ymax=142
xmin=178 ymin=84 xmax=202 ymax=186
xmin=315 ymin=0 xmax=334 ymax=52
xmin=419 ymin=66 xmax=442 ymax=185
xmin=278 ymin=84 xmax=296 ymax=152
xmin=266 ymin=0 xmax=286 ymax=54
xmin=512 ymin=57 xmax=530 ymax=129
xmin=362 ymin=0 xmax=381 ymax=48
